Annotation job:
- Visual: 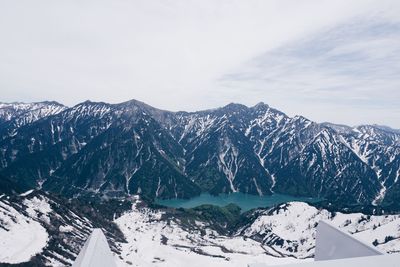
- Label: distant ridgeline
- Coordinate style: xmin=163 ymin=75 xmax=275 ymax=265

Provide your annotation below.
xmin=0 ymin=100 xmax=399 ymax=211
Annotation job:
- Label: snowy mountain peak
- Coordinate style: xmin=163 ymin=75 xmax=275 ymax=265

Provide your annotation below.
xmin=253 ymin=101 xmax=268 ymax=108
xmin=219 ymin=103 xmax=249 ymax=113
xmin=68 ymin=101 xmax=113 ymax=118
xmin=0 ymin=101 xmax=66 ymax=122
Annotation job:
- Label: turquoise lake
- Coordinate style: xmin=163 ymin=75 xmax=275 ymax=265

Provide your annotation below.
xmin=156 ymin=192 xmax=321 ymax=212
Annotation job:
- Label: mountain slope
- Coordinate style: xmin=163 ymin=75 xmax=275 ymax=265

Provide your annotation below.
xmin=0 ymin=190 xmax=126 ymax=266
xmin=0 ymin=100 xmax=398 ymax=208
xmin=0 ymin=101 xmax=66 ymax=139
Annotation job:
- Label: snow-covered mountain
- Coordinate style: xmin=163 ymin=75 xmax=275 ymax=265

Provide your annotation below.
xmin=0 ymin=101 xmax=66 ymax=138
xmin=0 ymin=100 xmax=399 ymax=208
xmin=2 ymin=191 xmax=399 ymax=267
xmin=334 ymin=124 xmax=400 ymax=205
xmin=0 ymin=102 xmax=65 ymax=122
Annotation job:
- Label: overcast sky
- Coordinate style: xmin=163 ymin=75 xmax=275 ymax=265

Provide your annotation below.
xmin=0 ymin=0 xmax=399 ymax=128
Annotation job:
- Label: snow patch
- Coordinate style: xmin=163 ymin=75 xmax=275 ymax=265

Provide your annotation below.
xmin=0 ymin=200 xmax=49 ymax=264
xmin=114 ymin=201 xmax=302 ymax=267
xmin=23 ymin=196 xmax=52 ymax=225
xmin=19 ymin=189 xmax=34 ymax=197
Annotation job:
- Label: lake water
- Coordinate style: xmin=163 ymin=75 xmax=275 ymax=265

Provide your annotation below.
xmin=156 ymin=192 xmax=321 ymax=212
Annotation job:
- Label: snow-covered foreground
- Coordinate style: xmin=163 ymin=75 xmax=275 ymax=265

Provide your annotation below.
xmin=114 ymin=205 xmax=303 ymax=267
xmin=114 ymin=200 xmax=400 ymax=267
xmin=0 ymin=195 xmax=49 ymax=263
xmin=1 ymin=192 xmax=400 ymax=266
xmin=238 ymin=202 xmax=400 ymax=258
xmin=0 ymin=192 xmax=123 ymax=266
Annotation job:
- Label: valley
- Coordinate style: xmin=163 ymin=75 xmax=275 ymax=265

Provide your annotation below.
xmin=155 ymin=192 xmax=321 ymax=212
xmin=2 ymin=190 xmax=400 ymax=267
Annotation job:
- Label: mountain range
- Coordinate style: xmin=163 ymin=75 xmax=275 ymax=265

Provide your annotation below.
xmin=0 ymin=100 xmax=399 ymax=208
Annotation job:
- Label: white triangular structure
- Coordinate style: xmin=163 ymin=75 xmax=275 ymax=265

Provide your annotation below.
xmin=72 ymin=228 xmax=117 ymax=267
xmin=314 ymin=220 xmax=382 ymax=261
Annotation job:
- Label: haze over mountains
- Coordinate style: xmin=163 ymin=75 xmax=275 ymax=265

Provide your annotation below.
xmin=0 ymin=99 xmax=399 ymax=208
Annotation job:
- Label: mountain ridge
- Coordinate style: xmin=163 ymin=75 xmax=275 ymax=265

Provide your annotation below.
xmin=0 ymin=99 xmax=399 ymax=208
xmin=2 ymin=99 xmax=399 ymax=130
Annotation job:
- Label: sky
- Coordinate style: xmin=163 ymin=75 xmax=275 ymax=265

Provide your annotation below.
xmin=0 ymin=0 xmax=399 ymax=128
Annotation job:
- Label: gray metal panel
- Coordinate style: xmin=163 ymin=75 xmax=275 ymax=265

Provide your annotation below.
xmin=248 ymin=253 xmax=400 ymax=267
xmin=72 ymin=228 xmax=117 ymax=267
xmin=314 ymin=220 xmax=382 ymax=261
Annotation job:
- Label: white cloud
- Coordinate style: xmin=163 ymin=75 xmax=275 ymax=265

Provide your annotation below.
xmin=218 ymin=8 xmax=400 ymax=127
xmin=0 ymin=0 xmax=399 ymax=127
